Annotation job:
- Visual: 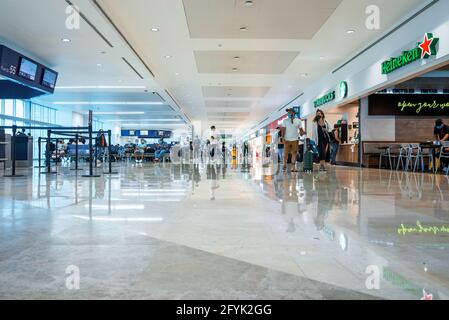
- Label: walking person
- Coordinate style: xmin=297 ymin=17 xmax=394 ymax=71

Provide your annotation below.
xmin=330 ymin=124 xmax=341 ymax=165
xmin=193 ymin=135 xmax=201 ymax=162
xmin=276 ymin=127 xmax=285 ymax=165
xmin=312 ymin=109 xmax=331 ymax=172
xmin=280 ymin=108 xmax=305 ymax=173
xmin=95 ymin=129 xmax=107 ymax=166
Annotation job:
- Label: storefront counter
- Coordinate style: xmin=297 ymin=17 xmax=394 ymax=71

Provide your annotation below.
xmin=336 ymin=143 xmax=359 ymax=165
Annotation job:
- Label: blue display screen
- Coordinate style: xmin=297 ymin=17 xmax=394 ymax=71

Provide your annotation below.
xmin=42 ymin=69 xmax=57 ymax=89
xmin=18 ymin=58 xmax=38 ymax=81
xmin=121 ymin=130 xmax=172 ymax=138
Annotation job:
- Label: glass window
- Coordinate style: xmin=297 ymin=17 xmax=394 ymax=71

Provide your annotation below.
xmin=16 ymin=100 xmax=24 ymax=118
xmin=5 ymin=100 xmax=14 ymax=116
xmin=32 ymin=104 xmax=40 ymax=121
xmin=50 ymin=109 xmax=56 ymax=123
xmin=4 ymin=119 xmax=13 ymax=134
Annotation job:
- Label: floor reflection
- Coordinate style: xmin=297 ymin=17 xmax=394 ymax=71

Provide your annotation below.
xmin=1 ymin=163 xmax=449 ymax=299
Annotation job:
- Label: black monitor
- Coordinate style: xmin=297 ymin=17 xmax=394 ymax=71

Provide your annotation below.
xmin=18 ymin=57 xmax=38 ymax=81
xmin=41 ymin=68 xmax=58 ymax=89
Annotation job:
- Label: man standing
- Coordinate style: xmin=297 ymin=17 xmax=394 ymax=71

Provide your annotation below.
xmin=280 ymin=108 xmax=305 ymax=173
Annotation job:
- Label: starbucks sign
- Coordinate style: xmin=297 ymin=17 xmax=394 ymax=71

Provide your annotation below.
xmin=314 ymin=81 xmax=349 ymax=108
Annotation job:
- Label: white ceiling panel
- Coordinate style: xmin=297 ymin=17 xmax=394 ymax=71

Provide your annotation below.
xmin=184 ymin=0 xmax=342 ymax=39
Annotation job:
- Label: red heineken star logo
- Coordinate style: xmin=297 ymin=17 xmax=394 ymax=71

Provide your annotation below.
xmin=419 ymin=33 xmax=439 ymax=59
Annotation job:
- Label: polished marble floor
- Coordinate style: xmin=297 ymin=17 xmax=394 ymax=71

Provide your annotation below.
xmin=1 ymin=161 xmax=449 ymax=300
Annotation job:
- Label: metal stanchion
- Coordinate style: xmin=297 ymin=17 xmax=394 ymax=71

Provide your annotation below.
xmin=103 ymin=130 xmax=118 ymax=175
xmin=82 ymin=111 xmax=100 ymax=178
xmin=4 ymin=125 xmax=25 ymax=178
xmin=34 ymin=137 xmax=43 ymax=168
xmin=71 ymin=134 xmax=82 ymax=171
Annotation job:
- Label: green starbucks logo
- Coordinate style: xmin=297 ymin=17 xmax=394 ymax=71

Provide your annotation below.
xmin=339 ymin=81 xmax=348 ymax=99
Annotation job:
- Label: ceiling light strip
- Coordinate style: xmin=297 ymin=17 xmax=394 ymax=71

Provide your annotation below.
xmin=122 ymin=57 xmax=144 ymax=80
xmin=56 ymin=86 xmax=147 ymax=89
xmin=164 ymin=89 xmax=191 ymax=124
xmin=52 ymin=102 xmax=164 ymax=105
xmin=92 ymin=0 xmax=156 ymax=78
xmin=65 ymin=0 xmax=114 ymax=48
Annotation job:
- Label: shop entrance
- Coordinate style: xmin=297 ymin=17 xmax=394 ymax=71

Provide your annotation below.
xmin=361 ymin=63 xmax=449 ymax=173
xmin=306 ymin=102 xmax=360 ymax=166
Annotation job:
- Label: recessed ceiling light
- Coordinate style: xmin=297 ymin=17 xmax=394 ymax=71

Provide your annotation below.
xmin=52 ymin=101 xmax=164 ymax=106
xmin=319 ymin=56 xmax=325 ymax=60
xmin=151 ymin=27 xmax=159 ymax=32
xmin=96 ymin=63 xmax=102 ymax=67
xmin=175 ymin=72 xmax=180 ymax=76
xmin=61 ymin=38 xmax=71 ymax=43
xmin=244 ymin=0 xmax=254 ymax=6
xmin=56 ymin=85 xmax=146 ymax=89
xmin=239 ymin=26 xmax=248 ymax=31
xmin=346 ymin=29 xmax=356 ymax=34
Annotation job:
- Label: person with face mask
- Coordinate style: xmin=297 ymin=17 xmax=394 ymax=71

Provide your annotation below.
xmin=434 ymin=119 xmax=449 ymax=142
xmin=312 ymin=109 xmax=331 ymax=172
xmin=280 ymin=108 xmax=305 ymax=173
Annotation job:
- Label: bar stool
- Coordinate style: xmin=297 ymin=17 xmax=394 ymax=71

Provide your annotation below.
xmin=408 ymin=144 xmax=422 ymax=172
xmin=412 ymin=144 xmax=433 ymax=172
xmin=396 ymin=144 xmax=411 ymax=171
xmin=379 ymin=146 xmax=398 ymax=170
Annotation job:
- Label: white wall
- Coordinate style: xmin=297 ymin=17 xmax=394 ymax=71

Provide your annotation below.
xmin=360 ymin=97 xmax=395 ymax=141
xmin=71 ymin=112 xmax=85 ymax=127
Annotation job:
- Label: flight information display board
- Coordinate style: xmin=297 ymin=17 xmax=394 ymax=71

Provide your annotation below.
xmin=0 ymin=45 xmax=58 ymax=95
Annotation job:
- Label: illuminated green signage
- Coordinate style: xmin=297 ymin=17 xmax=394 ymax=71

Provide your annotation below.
xmin=339 ymin=81 xmax=348 ymax=99
xmin=397 ymin=220 xmax=449 ymax=235
xmin=314 ymin=91 xmax=335 ymax=108
xmin=398 ymin=100 xmax=449 ymax=114
xmin=314 ymin=81 xmax=348 ymax=108
xmin=382 ymin=33 xmax=439 ymax=75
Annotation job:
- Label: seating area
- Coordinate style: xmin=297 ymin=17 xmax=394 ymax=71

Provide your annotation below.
xmin=362 ymin=141 xmax=449 ymax=175
xmin=49 ymin=142 xmax=173 ymax=164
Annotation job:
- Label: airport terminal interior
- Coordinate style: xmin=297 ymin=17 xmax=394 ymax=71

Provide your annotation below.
xmin=1 ymin=0 xmax=449 ymax=301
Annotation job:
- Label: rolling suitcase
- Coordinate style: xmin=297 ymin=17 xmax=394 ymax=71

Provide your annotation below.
xmin=303 ymin=138 xmax=315 ymax=173
xmin=303 ymin=150 xmax=314 ymax=173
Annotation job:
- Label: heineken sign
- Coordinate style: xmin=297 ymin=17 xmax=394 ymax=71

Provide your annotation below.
xmin=381 ymin=33 xmax=439 ymax=75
